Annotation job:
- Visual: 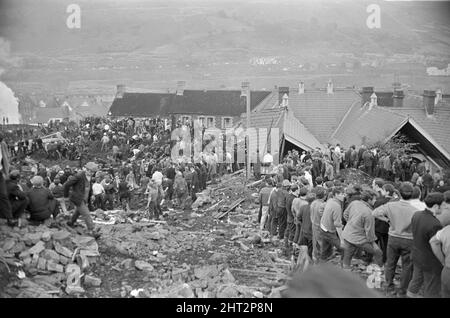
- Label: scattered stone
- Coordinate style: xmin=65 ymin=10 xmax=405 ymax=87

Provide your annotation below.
xmin=52 ymin=230 xmax=71 ymax=241
xmin=84 ymin=275 xmax=102 ymax=287
xmin=41 ymin=249 xmax=61 ymax=263
xmin=135 ymin=260 xmax=154 ymax=271
xmin=176 ymin=283 xmax=195 ymax=298
xmin=37 ymin=257 xmax=47 ymax=270
xmin=54 ymin=242 xmax=73 ymax=258
xmin=23 ymin=233 xmax=42 ymax=246
xmin=120 ymin=258 xmax=133 ymax=269
xmin=222 ymin=269 xmax=236 ymax=283
xmin=47 ymin=261 xmax=64 ymax=273
xmin=194 ymin=265 xmax=219 ymax=280
xmin=11 ymin=241 xmax=26 ymax=254
xmin=41 ymin=231 xmax=52 ymax=242
xmin=216 ymin=284 xmax=239 ymax=298
xmin=65 ymin=285 xmax=85 ymax=295
xmin=59 ymin=255 xmax=70 ymax=265
xmin=28 ymin=241 xmax=46 ymax=256
xmin=2 ymin=239 xmax=16 ymax=251
xmin=253 ymin=291 xmax=264 ymax=298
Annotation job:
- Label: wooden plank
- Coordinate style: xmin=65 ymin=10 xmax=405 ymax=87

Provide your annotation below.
xmin=216 ymin=198 xmax=246 ymax=219
xmin=229 ymin=268 xmax=279 ymax=276
xmin=205 ymin=199 xmax=224 ymax=212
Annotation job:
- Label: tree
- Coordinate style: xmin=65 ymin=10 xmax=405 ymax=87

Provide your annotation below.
xmin=369 ymin=134 xmax=418 ymax=157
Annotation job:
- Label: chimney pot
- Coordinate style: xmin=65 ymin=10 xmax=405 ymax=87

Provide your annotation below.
xmin=327 ymin=80 xmax=333 ymax=94
xmin=435 ymin=89 xmax=442 ymax=105
xmin=176 ymin=81 xmax=186 ymax=96
xmin=423 ymin=90 xmax=436 ymax=116
xmin=393 ymin=89 xmax=404 ymax=107
xmin=298 ymin=81 xmax=305 ymax=94
xmin=116 ymin=84 xmax=126 ymax=98
xmin=278 ymin=87 xmax=289 ymax=105
xmin=361 ymin=86 xmax=374 ymax=106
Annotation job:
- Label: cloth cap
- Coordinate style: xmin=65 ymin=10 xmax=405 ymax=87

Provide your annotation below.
xmin=84 ymin=162 xmax=99 ymax=172
xmin=9 ymin=170 xmax=20 ymax=179
xmin=282 ymin=180 xmax=291 ymax=187
xmin=31 ymin=176 xmax=44 ymax=186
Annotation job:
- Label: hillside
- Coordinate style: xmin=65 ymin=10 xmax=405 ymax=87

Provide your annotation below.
xmin=1 ymin=0 xmax=449 ymax=57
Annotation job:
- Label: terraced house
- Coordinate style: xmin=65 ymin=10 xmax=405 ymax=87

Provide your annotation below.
xmin=108 ymin=82 xmax=271 ymax=129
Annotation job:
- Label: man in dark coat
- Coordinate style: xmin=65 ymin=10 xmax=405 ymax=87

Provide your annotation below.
xmin=64 ymin=162 xmax=99 ymax=238
xmin=6 ymin=170 xmax=28 ymax=219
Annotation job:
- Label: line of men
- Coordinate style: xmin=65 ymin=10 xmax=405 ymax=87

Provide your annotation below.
xmin=258 ymin=171 xmax=450 ymax=297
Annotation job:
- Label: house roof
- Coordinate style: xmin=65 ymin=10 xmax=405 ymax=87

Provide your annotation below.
xmin=109 ymin=92 xmax=174 ymax=117
xmin=240 ymin=107 xmax=323 ymax=151
xmin=33 ymin=107 xmax=71 ymax=124
xmin=332 ymin=104 xmax=408 ymax=148
xmin=332 ymin=101 xmax=450 ymax=163
xmin=253 ymin=88 xmax=361 ymax=144
xmin=109 ymin=90 xmax=271 ymax=117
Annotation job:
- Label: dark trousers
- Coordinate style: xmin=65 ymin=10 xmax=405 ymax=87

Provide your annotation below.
xmin=342 ymin=240 xmax=383 ymax=268
xmin=270 ymin=207 xmax=284 ymax=237
xmin=284 ymin=221 xmax=296 ymax=256
xmin=385 ymin=236 xmax=413 ymax=295
xmin=93 ymin=194 xmax=104 ymax=210
xmin=299 ymin=235 xmax=313 ymax=259
xmin=11 ymin=198 xmax=29 ymax=219
xmin=318 ymin=228 xmax=343 ymax=262
xmin=408 ymin=263 xmax=442 ymax=298
xmin=0 ymin=173 xmax=12 ymax=219
xmin=376 ymin=231 xmax=389 ymax=263
xmin=278 ymin=208 xmax=287 ymax=239
xmin=103 ymin=193 xmax=114 ymax=210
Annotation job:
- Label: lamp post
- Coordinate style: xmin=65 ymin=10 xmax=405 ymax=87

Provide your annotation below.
xmin=241 ymin=81 xmax=251 ymax=180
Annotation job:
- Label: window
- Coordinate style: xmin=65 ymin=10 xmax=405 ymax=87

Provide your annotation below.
xmin=206 ymin=116 xmax=215 ymax=128
xmin=198 ymin=116 xmax=206 ymax=127
xmin=222 ymin=117 xmax=233 ymax=128
xmin=181 ymin=115 xmax=191 ymax=124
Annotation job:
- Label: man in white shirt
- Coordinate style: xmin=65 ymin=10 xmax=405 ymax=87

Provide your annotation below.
xmin=152 ymin=169 xmax=163 ymax=187
xmin=263 ymin=151 xmax=274 ymax=174
xmin=304 ymin=167 xmax=314 ymax=190
xmin=101 ymin=133 xmax=110 ymax=152
xmin=92 ymin=177 xmax=105 ymax=210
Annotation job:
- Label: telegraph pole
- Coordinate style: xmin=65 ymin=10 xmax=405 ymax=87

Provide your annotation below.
xmin=241 ymin=81 xmax=251 ymax=180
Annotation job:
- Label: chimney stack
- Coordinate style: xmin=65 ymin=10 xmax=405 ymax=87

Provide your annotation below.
xmin=176 ymin=81 xmax=186 ymax=96
xmin=393 ymin=89 xmax=404 ymax=107
xmin=327 ymin=80 xmax=333 ymax=94
xmin=423 ymin=90 xmax=436 ymax=116
xmin=392 ymin=81 xmax=402 ymax=91
xmin=361 ymin=87 xmax=374 ymax=106
xmin=435 ymin=89 xmax=442 ymax=106
xmin=116 ymin=84 xmax=126 ymax=98
xmin=370 ymin=93 xmax=377 ymax=108
xmin=298 ymin=81 xmax=305 ymax=94
xmin=278 ymin=87 xmax=289 ymax=106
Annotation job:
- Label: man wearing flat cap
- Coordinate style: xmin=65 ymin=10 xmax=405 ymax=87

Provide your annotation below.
xmin=6 ymin=170 xmax=28 ymax=220
xmin=64 ymin=161 xmax=100 ymax=238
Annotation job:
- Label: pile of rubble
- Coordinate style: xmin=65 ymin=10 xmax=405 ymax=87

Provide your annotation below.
xmin=0 ymin=222 xmax=101 ymax=298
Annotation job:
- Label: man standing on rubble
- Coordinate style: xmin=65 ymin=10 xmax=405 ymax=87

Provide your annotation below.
xmin=407 ymin=193 xmax=444 ymax=298
xmin=269 ymin=180 xmax=289 ymax=242
xmin=318 ymin=187 xmax=346 ymax=263
xmin=64 ymin=162 xmax=100 ymax=239
xmin=372 ymin=182 xmax=416 ymax=297
xmin=284 ymin=183 xmax=298 ymax=257
xmin=258 ymin=177 xmax=274 ymax=232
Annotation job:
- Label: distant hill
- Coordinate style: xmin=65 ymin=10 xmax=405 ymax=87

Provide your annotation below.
xmin=1 ymin=0 xmax=449 ymax=59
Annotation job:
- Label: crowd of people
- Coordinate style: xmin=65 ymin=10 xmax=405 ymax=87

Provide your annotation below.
xmin=1 ymin=116 xmax=450 ymax=297
xmin=0 ymin=116 xmax=235 ymax=238
xmin=257 ymin=149 xmax=450 ymax=298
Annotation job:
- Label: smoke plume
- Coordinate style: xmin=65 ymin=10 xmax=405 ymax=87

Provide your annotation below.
xmin=0 ymin=37 xmax=21 ymax=124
